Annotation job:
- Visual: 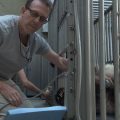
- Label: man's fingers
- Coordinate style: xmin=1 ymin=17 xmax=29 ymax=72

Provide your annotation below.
xmin=10 ymin=93 xmax=22 ymax=106
xmin=0 ymin=82 xmax=23 ymax=106
xmin=6 ymin=91 xmax=22 ymax=106
xmin=8 ymin=97 xmax=22 ymax=106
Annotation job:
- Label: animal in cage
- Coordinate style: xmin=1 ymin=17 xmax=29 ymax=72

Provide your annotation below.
xmin=95 ymin=64 xmax=114 ymax=114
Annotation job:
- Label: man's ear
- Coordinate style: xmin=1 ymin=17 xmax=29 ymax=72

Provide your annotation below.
xmin=20 ymin=6 xmax=26 ymax=14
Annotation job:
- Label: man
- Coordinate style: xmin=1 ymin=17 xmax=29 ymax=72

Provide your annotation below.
xmin=0 ymin=0 xmax=68 ymax=113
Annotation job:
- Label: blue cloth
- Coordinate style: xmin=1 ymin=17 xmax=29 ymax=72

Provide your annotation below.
xmin=5 ymin=106 xmax=67 ymax=120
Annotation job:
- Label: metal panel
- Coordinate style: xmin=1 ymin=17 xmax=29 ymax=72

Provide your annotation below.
xmin=48 ymin=0 xmax=58 ymax=89
xmin=49 ymin=0 xmax=76 ymax=119
xmin=25 ymin=31 xmax=50 ymax=96
xmin=25 ymin=55 xmax=42 ymax=96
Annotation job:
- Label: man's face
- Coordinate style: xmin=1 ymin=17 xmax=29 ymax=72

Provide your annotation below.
xmin=20 ymin=0 xmax=50 ymax=34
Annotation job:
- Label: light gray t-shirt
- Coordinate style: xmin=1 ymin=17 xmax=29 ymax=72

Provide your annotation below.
xmin=0 ymin=15 xmax=51 ymax=80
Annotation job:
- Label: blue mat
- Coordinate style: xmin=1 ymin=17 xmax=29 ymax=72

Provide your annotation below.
xmin=5 ymin=106 xmax=67 ymax=120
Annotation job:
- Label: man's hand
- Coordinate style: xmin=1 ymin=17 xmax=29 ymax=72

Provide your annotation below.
xmin=41 ymin=88 xmax=53 ymax=105
xmin=0 ymin=82 xmax=22 ymax=106
xmin=58 ymin=57 xmax=69 ymax=71
xmin=44 ymin=50 xmax=69 ymax=71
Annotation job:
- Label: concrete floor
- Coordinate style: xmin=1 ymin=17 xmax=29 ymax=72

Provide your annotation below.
xmin=96 ymin=115 xmax=114 ymax=120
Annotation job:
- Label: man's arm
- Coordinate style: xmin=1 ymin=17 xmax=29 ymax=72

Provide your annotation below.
xmin=18 ymin=69 xmax=51 ymax=98
xmin=43 ymin=49 xmax=69 ymax=71
xmin=17 ymin=69 xmax=41 ymax=93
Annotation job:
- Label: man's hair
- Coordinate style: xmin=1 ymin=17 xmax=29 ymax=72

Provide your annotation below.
xmin=25 ymin=0 xmax=53 ymax=10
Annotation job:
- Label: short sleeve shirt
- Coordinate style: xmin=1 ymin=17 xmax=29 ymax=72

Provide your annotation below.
xmin=0 ymin=15 xmax=51 ymax=80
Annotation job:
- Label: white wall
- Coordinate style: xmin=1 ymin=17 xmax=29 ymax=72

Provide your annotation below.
xmin=0 ymin=0 xmax=25 ymax=15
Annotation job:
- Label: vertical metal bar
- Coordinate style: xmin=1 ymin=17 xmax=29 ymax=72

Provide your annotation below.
xmin=90 ymin=0 xmax=96 ymax=120
xmin=109 ymin=11 xmax=113 ymax=62
xmin=97 ymin=22 xmax=100 ymax=64
xmin=106 ymin=14 xmax=110 ymax=62
xmin=94 ymin=24 xmax=98 ymax=64
xmin=119 ymin=0 xmax=120 ymax=50
xmin=64 ymin=0 xmax=75 ymax=119
xmin=84 ymin=0 xmax=92 ymax=120
xmin=112 ymin=0 xmax=119 ymax=119
xmin=74 ymin=0 xmax=82 ymax=119
xmin=99 ymin=0 xmax=106 ymax=119
xmin=105 ymin=15 xmax=108 ymax=62
xmin=108 ymin=12 xmax=112 ymax=61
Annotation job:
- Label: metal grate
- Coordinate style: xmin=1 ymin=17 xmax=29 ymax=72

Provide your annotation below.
xmin=93 ymin=0 xmax=112 ymax=20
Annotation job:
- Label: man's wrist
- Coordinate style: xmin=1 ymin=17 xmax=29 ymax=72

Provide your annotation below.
xmin=0 ymin=81 xmax=5 ymax=91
